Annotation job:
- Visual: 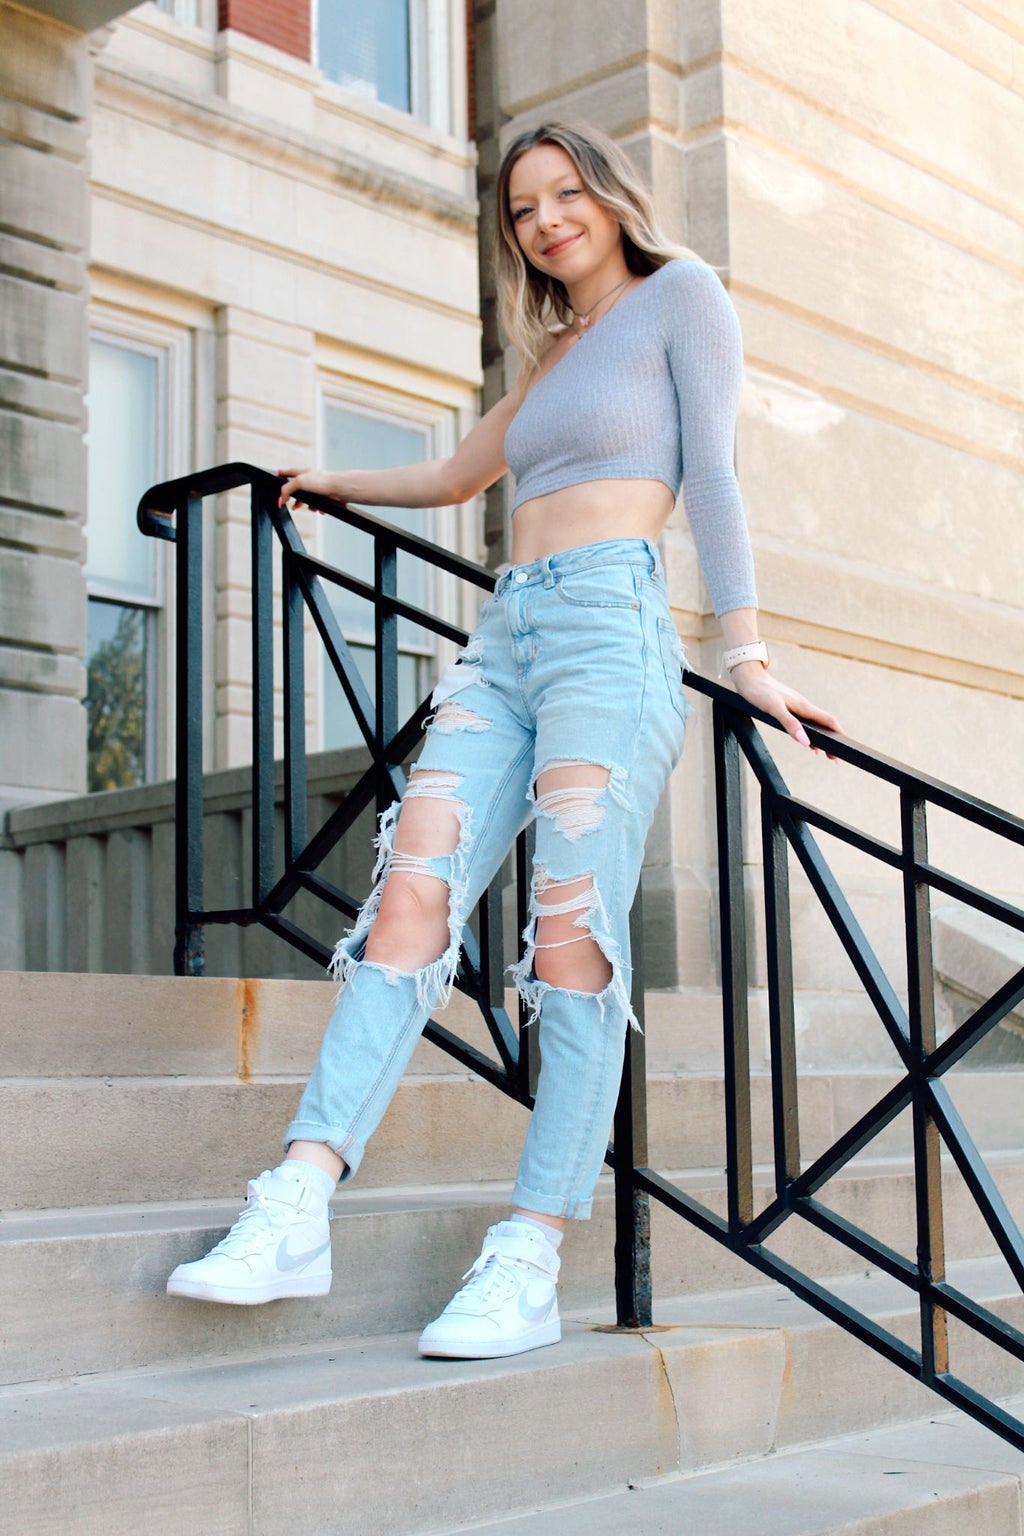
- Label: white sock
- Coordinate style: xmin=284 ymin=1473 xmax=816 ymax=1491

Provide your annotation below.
xmin=509 ymin=1213 xmax=564 ymax=1251
xmin=273 ymin=1159 xmax=336 ymax=1202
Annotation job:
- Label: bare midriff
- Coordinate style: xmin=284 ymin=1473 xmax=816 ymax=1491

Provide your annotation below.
xmin=509 ymin=478 xmax=675 ymax=565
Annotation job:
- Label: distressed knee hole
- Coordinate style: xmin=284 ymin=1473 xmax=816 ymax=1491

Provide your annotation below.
xmin=432 ymin=700 xmax=491 ymax=733
xmin=532 ymin=871 xmax=613 ymax=991
xmin=362 ymin=776 xmax=471 ymax=976
xmin=330 ymin=780 xmax=476 ymax=1011
xmin=533 ymin=761 xmax=611 ymax=842
xmin=395 ymin=771 xmax=466 ymax=862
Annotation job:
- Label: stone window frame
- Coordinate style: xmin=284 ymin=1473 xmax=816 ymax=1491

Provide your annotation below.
xmin=85 ymin=307 xmax=194 ymax=789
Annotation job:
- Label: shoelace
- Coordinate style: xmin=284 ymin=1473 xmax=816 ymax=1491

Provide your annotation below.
xmin=453 ymin=1244 xmax=524 ymax=1307
xmin=211 ymin=1180 xmax=279 ymax=1256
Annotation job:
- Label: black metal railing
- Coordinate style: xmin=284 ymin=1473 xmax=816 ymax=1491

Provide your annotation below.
xmin=139 ymin=463 xmax=1024 ymax=1450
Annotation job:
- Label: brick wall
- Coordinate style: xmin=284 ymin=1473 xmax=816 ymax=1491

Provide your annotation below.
xmin=218 ymin=0 xmax=310 ymax=61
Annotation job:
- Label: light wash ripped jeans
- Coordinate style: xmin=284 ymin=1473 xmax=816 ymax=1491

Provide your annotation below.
xmin=284 ymin=536 xmax=691 ymax=1219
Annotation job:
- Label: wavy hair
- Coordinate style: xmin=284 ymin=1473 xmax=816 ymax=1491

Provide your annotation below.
xmin=495 ymin=120 xmax=699 ymax=372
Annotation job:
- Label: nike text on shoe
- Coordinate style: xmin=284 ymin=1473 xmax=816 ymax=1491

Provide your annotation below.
xmin=166 ymin=1166 xmax=332 ymax=1305
xmin=417 ymin=1219 xmax=561 ymax=1359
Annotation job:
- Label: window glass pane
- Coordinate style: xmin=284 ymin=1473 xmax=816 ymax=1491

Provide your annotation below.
xmin=86 ymin=340 xmax=159 ymax=599
xmin=86 ymin=599 xmax=149 ymax=791
xmin=321 ymin=405 xmax=430 ymax=648
xmin=323 ymin=644 xmax=420 ymax=752
xmin=318 ymin=0 xmax=410 ymax=114
xmin=320 ymin=403 xmax=432 ymax=749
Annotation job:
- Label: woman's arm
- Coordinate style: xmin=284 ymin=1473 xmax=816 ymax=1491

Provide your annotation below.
xmin=719 ymin=607 xmax=840 ymax=748
xmin=279 ymin=383 xmax=526 ymax=511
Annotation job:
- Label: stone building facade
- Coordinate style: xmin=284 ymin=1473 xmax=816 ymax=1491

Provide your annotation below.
xmin=1 ymin=0 xmax=1021 ymax=986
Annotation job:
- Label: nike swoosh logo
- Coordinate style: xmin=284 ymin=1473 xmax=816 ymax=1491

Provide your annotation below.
xmin=276 ymin=1236 xmax=331 ymax=1271
xmin=518 ymin=1288 xmax=553 ymax=1324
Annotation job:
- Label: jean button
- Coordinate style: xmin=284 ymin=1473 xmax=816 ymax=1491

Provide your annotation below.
xmin=515 ymin=571 xmax=528 ymax=584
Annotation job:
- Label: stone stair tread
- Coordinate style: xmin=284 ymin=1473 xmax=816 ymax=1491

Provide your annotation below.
xmin=4 ymin=1162 xmax=1022 ymax=1386
xmin=3 ymin=1254 xmax=1019 ymax=1414
xmin=5 ymin=1147 xmax=1024 ymax=1234
xmin=3 ymin=1269 xmax=1022 ymax=1536
xmin=629 ymin=1253 xmax=1021 ymax=1332
xmin=440 ymin=1407 xmax=1024 ymax=1535
xmin=0 ymin=969 xmax=950 ymax=1080
xmin=5 ymin=1066 xmax=1021 ymax=1210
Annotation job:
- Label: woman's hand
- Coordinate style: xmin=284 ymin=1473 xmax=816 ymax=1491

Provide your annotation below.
xmin=729 ymin=661 xmax=841 ymax=752
xmin=277 ymin=468 xmax=343 ymax=509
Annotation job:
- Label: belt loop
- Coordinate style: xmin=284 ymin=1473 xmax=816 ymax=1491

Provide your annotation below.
xmin=542 ymin=554 xmax=556 ymax=588
xmin=647 ymin=538 xmax=662 ymax=578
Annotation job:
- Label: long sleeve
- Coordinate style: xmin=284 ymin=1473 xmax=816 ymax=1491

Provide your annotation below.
xmin=659 ymin=261 xmax=758 ymax=618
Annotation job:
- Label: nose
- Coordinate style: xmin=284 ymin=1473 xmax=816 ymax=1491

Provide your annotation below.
xmin=536 ymin=196 xmax=562 ymax=232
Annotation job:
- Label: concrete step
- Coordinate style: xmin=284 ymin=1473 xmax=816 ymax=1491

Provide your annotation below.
xmin=4 ymin=1156 xmax=1022 ymax=1387
xmin=0 ymin=1070 xmax=844 ymax=1208
xmin=3 ymin=1055 xmax=1020 ymax=1211
xmin=448 ymin=1408 xmax=1024 ymax=1535
xmin=0 ymin=970 xmax=925 ymax=1079
xmin=1 ymin=1260 xmax=1020 ymax=1536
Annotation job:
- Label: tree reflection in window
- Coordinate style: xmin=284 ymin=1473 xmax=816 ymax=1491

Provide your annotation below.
xmin=86 ymin=602 xmax=147 ymax=792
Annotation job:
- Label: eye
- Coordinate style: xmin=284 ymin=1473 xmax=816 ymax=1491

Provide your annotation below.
xmin=559 ymin=186 xmax=582 ymax=199
xmin=511 ymin=205 xmax=532 ymax=222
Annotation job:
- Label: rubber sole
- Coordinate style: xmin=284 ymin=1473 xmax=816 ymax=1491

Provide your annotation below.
xmin=417 ymin=1318 xmax=562 ymax=1359
xmin=166 ymin=1271 xmax=332 ymax=1305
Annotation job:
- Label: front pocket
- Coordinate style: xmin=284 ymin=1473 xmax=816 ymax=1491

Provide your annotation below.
xmin=657 ymin=617 xmax=691 ymax=726
xmin=554 ymin=567 xmax=640 ymax=609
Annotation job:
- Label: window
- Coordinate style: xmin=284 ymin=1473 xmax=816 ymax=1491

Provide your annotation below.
xmin=154 ymin=0 xmax=200 ymax=24
xmin=320 ymin=401 xmax=436 ymax=751
xmin=85 ymin=337 xmax=168 ymax=793
xmin=315 ymin=0 xmax=452 ymax=130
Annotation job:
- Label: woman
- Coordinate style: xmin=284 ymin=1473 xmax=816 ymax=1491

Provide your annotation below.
xmin=167 ymin=121 xmax=838 ymax=1358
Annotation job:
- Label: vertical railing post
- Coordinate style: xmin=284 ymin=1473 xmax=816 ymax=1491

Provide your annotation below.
xmin=174 ymin=491 xmax=205 ymax=976
xmin=375 ymin=534 xmax=399 ymax=815
xmin=714 ymin=704 xmax=754 ymax=1229
xmin=478 ymin=871 xmax=506 ymax=1012
xmin=762 ymin=798 xmax=800 ymax=1194
xmin=613 ymin=890 xmax=651 ymax=1328
xmin=902 ymin=790 xmax=948 ymax=1380
xmin=250 ymin=484 xmax=275 ymax=908
xmin=281 ymin=540 xmax=307 ymax=867
xmin=516 ymin=823 xmax=540 ymax=1101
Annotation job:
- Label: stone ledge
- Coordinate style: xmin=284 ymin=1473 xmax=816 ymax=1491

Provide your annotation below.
xmin=94 ymin=57 xmax=478 ymax=234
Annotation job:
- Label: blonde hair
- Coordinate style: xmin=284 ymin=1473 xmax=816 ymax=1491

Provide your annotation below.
xmin=495 ymin=120 xmax=699 ymax=373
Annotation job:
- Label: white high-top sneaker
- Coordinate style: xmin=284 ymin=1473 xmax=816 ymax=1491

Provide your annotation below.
xmin=167 ymin=1165 xmax=332 ymax=1305
xmin=417 ymin=1220 xmax=561 ymax=1359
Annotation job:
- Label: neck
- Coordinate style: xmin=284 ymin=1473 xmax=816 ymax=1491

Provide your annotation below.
xmin=565 ymin=258 xmax=632 ymax=318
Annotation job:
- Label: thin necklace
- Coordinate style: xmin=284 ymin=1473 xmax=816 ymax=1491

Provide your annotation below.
xmin=571 ymin=274 xmax=633 ymax=332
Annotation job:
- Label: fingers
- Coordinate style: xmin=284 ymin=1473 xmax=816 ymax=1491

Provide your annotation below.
xmin=752 ymin=686 xmax=841 ymax=756
xmin=778 ymin=706 xmax=812 ymax=750
xmin=277 ymin=469 xmax=312 ymax=509
xmin=788 ymin=696 xmax=842 ymax=735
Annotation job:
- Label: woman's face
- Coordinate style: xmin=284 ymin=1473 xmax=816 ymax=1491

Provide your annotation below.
xmin=507 ymin=143 xmax=624 ymax=284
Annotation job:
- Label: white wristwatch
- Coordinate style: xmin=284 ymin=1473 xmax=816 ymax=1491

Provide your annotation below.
xmin=721 ymin=641 xmax=769 ymax=673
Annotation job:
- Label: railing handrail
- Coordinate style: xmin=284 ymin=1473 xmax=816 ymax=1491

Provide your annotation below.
xmin=139 ymin=463 xmax=1024 ymax=843
xmin=139 ymin=460 xmax=1024 ymax=1454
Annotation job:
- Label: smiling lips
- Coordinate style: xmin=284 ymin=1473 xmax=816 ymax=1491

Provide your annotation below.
xmin=541 ymin=232 xmax=582 ymax=257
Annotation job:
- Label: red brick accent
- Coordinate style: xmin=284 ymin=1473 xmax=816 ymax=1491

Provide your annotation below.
xmin=466 ymin=0 xmax=476 ymax=141
xmin=218 ymin=0 xmax=310 ymax=62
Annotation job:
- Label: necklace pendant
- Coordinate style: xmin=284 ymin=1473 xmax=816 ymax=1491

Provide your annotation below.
xmin=578 ymin=314 xmax=591 ymax=330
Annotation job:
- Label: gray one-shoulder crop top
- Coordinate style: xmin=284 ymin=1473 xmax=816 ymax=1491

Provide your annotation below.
xmin=503 ymin=259 xmax=758 ymax=617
